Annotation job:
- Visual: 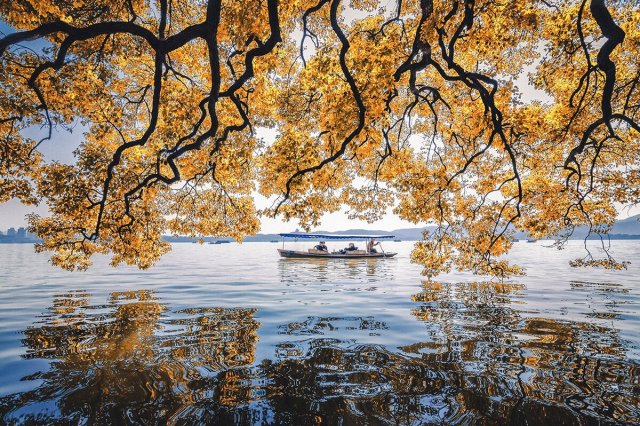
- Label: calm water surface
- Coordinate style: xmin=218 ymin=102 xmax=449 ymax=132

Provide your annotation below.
xmin=0 ymin=241 xmax=639 ymax=425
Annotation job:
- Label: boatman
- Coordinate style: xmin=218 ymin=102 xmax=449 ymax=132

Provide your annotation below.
xmin=315 ymin=241 xmax=328 ymax=251
xmin=367 ymin=239 xmax=379 ymax=253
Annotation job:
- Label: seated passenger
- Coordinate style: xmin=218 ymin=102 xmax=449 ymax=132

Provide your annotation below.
xmin=314 ymin=241 xmax=328 ymax=251
xmin=339 ymin=242 xmax=358 ymax=254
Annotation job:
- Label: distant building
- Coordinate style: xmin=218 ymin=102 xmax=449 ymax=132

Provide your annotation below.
xmin=0 ymin=227 xmax=41 ymax=243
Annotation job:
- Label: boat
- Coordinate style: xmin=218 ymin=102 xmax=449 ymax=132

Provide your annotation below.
xmin=278 ymin=249 xmax=397 ymax=259
xmin=277 ymin=233 xmax=397 ymax=259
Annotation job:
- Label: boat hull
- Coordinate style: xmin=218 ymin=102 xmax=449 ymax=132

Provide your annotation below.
xmin=277 ymin=249 xmax=397 ymax=259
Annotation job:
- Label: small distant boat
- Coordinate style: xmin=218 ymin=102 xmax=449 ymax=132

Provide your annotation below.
xmin=526 ymin=239 xmax=538 ymax=243
xmin=394 ymin=239 xmax=401 ymax=242
xmin=270 ymin=240 xmax=279 ymax=243
xmin=277 ymin=233 xmax=397 ymax=259
xmin=209 ymin=240 xmax=231 ymax=244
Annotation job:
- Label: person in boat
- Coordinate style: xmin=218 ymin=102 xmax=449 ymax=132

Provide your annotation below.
xmin=314 ymin=241 xmax=328 ymax=251
xmin=339 ymin=242 xmax=358 ymax=254
xmin=367 ymin=239 xmax=379 ymax=253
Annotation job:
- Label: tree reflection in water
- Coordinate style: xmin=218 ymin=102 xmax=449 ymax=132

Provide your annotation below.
xmin=278 ymin=257 xmax=396 ymax=285
xmin=1 ymin=283 xmax=638 ymax=425
xmin=0 ymin=290 xmax=261 ymax=424
xmin=407 ymin=281 xmax=639 ymax=424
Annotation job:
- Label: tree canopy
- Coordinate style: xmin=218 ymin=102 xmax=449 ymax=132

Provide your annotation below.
xmin=0 ymin=0 xmax=638 ymax=275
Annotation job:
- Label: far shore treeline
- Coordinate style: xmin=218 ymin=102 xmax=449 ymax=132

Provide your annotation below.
xmin=3 ymin=214 xmax=640 ymax=244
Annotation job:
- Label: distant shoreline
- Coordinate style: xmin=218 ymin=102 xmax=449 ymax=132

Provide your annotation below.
xmin=158 ymin=234 xmax=640 ymax=243
xmin=3 ymin=214 xmax=639 ymax=244
xmin=3 ymin=233 xmax=640 ymax=244
xmin=0 ymin=238 xmax=41 ymax=244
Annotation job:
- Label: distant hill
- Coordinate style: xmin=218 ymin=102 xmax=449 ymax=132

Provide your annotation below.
xmin=611 ymin=214 xmax=640 ymax=235
xmin=244 ymin=226 xmax=439 ymax=242
xmin=163 ymin=218 xmax=640 ymax=243
xmin=3 ymin=216 xmax=638 ymax=244
xmin=161 ymin=226 xmax=436 ymax=243
xmin=512 ymin=214 xmax=640 ymax=240
xmin=249 ymin=217 xmax=640 ymax=242
xmin=312 ymin=227 xmax=437 ymax=240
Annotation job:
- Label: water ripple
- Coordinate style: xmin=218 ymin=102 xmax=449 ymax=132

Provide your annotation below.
xmin=0 ymin=241 xmax=638 ymax=424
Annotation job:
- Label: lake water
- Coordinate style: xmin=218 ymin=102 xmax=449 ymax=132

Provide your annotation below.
xmin=0 ymin=240 xmax=638 ymax=425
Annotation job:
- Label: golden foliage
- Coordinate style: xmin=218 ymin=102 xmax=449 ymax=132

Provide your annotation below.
xmin=0 ymin=0 xmax=638 ymax=274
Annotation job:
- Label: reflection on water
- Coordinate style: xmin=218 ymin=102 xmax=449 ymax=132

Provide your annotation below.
xmin=1 ymin=280 xmax=638 ymax=425
xmin=278 ymin=257 xmax=396 ymax=284
xmin=409 ymin=281 xmax=639 ymax=424
xmin=1 ymin=290 xmax=260 ymax=424
xmin=570 ymin=280 xmax=633 ymax=320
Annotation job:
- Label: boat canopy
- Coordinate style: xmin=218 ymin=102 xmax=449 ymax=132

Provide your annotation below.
xmin=278 ymin=233 xmax=395 ymax=240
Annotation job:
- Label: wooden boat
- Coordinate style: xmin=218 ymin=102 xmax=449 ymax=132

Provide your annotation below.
xmin=278 ymin=249 xmax=397 ymax=259
xmin=277 ymin=233 xmax=397 ymax=259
